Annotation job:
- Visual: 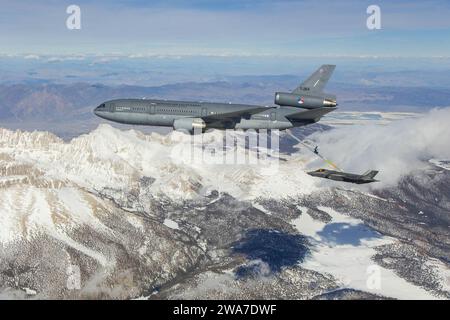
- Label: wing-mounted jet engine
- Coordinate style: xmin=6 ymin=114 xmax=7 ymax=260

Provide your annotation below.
xmin=274 ymin=64 xmax=337 ymax=109
xmin=173 ymin=117 xmax=206 ymax=133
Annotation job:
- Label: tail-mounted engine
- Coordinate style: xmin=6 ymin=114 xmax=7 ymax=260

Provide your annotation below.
xmin=274 ymin=92 xmax=337 ymax=109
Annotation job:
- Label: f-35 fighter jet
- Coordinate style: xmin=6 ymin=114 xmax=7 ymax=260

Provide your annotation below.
xmin=307 ymin=169 xmax=379 ymax=184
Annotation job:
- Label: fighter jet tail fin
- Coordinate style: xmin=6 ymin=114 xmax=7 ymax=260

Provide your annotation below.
xmin=293 ymin=64 xmax=336 ymax=94
xmin=362 ymin=170 xmax=379 ymax=179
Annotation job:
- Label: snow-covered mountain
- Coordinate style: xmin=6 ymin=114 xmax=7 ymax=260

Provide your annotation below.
xmin=0 ymin=109 xmax=449 ymax=299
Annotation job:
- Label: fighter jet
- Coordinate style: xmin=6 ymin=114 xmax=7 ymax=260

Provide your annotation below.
xmin=307 ymin=169 xmax=379 ymax=184
xmin=94 ymin=65 xmax=337 ymax=133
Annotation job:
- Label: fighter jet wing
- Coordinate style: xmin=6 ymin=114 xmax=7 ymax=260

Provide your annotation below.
xmin=201 ymin=106 xmax=274 ymax=123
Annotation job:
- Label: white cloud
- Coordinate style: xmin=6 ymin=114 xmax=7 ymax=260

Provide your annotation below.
xmin=24 ymin=54 xmax=40 ymax=60
xmin=308 ymin=108 xmax=450 ymax=186
xmin=46 ymin=55 xmax=85 ymax=62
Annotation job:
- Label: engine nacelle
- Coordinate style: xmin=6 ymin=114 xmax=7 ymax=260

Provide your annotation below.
xmin=274 ymin=92 xmax=336 ymax=109
xmin=173 ymin=117 xmax=206 ymax=133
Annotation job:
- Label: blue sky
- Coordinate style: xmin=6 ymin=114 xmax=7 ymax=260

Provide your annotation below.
xmin=1 ymin=0 xmax=450 ymax=57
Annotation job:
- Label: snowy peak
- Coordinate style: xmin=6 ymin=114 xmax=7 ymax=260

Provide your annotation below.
xmin=0 ymin=127 xmax=62 ymax=149
xmin=1 ymin=124 xmax=319 ymax=201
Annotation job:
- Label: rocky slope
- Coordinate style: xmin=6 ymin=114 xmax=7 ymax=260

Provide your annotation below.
xmin=0 ymin=120 xmax=449 ymax=299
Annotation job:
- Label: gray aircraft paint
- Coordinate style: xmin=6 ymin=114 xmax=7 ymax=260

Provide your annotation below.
xmin=307 ymin=169 xmax=379 ymax=184
xmin=94 ymin=65 xmax=337 ymax=132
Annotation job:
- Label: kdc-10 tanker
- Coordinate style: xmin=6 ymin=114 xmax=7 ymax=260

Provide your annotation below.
xmin=94 ymin=65 xmax=337 ymax=133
